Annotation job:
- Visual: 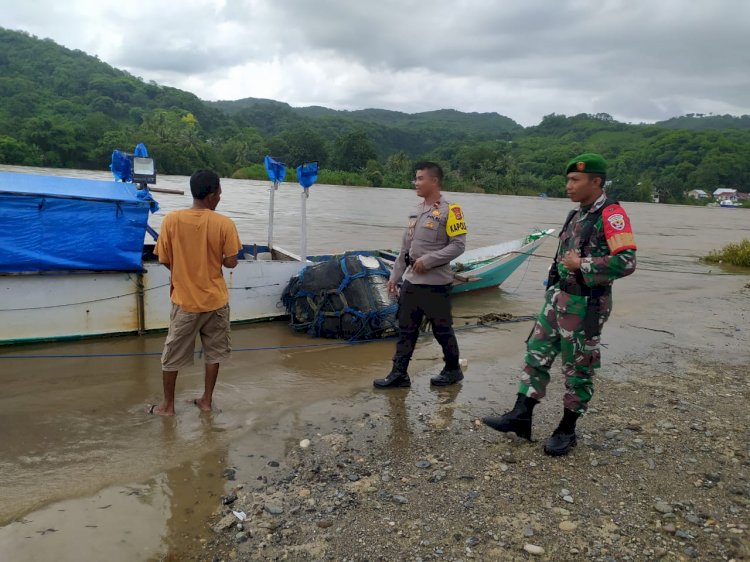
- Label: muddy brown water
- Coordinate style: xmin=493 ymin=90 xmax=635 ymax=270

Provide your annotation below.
xmin=1 ymin=165 xmax=748 ymax=560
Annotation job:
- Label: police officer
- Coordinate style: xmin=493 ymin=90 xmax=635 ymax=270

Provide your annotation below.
xmin=373 ymin=161 xmax=468 ymax=389
xmin=483 ymin=153 xmax=636 ymax=455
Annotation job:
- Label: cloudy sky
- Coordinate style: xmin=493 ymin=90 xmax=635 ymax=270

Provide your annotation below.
xmin=3 ymin=0 xmax=749 ymax=125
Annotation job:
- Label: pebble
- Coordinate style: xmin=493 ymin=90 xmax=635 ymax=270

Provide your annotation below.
xmin=675 ymin=530 xmax=693 ymax=540
xmin=646 ymin=458 xmax=656 ymax=470
xmin=235 ymin=532 xmax=249 ymax=544
xmin=299 ymin=439 xmax=311 ymax=449
xmin=684 ymin=546 xmax=699 ymax=558
xmin=415 ymin=460 xmax=432 ymax=469
xmin=563 ymin=495 xmax=574 ymax=504
xmin=523 ymin=527 xmax=534 ymax=537
xmin=429 ymin=470 xmax=447 ymax=482
xmin=523 ymin=544 xmax=545 ymax=555
xmin=347 ymin=473 xmax=360 ymax=482
xmin=222 ymin=493 xmax=237 ymax=505
xmin=560 ymin=488 xmax=571 ymax=497
xmin=662 ymin=523 xmax=676 ymax=534
xmin=393 ymin=495 xmax=408 ymax=504
xmin=654 ymin=501 xmax=673 ymax=514
xmin=213 ymin=514 xmax=237 ymax=533
xmin=316 ymin=520 xmax=333 ymax=529
xmin=265 ymin=503 xmax=284 ymax=515
xmin=552 ymin=507 xmax=570 ymax=516
xmin=465 ymin=536 xmax=479 ymax=547
xmin=559 ymin=521 xmax=578 ymax=531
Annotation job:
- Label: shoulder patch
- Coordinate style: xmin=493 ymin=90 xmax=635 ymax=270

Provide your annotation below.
xmin=446 ymin=204 xmax=467 ymax=237
xmin=602 ymin=204 xmax=636 ymax=254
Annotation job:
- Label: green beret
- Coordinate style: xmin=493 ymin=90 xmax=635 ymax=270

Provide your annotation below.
xmin=566 ymin=153 xmax=607 ymax=175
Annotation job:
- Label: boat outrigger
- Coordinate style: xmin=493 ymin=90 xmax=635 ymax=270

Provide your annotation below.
xmin=0 ymin=152 xmax=553 ymax=345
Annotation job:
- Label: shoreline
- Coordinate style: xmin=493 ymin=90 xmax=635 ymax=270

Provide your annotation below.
xmin=201 ymin=343 xmax=750 ymax=561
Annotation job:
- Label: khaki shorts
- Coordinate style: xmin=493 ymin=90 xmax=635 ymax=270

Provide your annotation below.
xmin=161 ymin=303 xmax=231 ymax=371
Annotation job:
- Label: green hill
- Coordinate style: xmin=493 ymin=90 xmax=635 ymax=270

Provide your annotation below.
xmin=656 ymin=114 xmax=750 ymax=130
xmin=1 ymin=26 xmax=750 ymax=202
xmin=0 ymin=27 xmax=234 ymax=171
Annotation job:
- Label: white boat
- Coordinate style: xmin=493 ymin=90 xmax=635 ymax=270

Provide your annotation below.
xmin=719 ymin=199 xmax=741 ymax=208
xmin=0 ymin=169 xmax=553 ymax=345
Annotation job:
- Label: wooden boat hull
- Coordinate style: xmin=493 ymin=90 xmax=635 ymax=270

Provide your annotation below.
xmin=449 ymin=229 xmax=553 ymax=294
xmin=0 ymin=246 xmax=305 ymax=345
xmin=0 ymin=231 xmax=553 ymax=346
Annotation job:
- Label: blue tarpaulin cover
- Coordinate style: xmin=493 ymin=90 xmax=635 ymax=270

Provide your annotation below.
xmin=0 ymin=172 xmax=153 ymax=273
xmin=297 ymin=161 xmax=318 ymax=189
xmin=264 ymin=155 xmax=286 ymax=183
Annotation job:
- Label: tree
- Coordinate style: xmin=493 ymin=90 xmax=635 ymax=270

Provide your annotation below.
xmin=365 ymin=159 xmax=384 ymax=187
xmin=334 ymin=130 xmax=377 ymax=171
xmin=282 ymin=126 xmax=328 ymax=168
xmin=0 ymin=135 xmax=42 ymax=165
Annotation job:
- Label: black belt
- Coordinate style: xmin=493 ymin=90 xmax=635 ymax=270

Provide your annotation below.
xmin=559 ymin=281 xmax=611 ymax=298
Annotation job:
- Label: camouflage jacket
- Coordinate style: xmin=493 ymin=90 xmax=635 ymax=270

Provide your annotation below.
xmin=556 ymin=194 xmax=637 ymax=288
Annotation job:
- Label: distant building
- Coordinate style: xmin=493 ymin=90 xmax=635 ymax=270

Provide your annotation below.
xmin=713 ymin=188 xmax=738 ymax=201
xmin=737 ymin=192 xmax=750 ymax=201
xmin=687 ymin=189 xmax=708 ymax=199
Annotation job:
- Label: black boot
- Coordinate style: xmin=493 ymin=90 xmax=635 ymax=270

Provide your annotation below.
xmin=482 ymin=393 xmax=538 ymax=440
xmin=430 ymin=366 xmax=464 ymax=386
xmin=543 ymin=409 xmax=580 ymax=456
xmin=373 ymin=366 xmax=411 ymax=388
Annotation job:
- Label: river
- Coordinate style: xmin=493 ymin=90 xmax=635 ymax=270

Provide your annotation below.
xmin=1 ymin=165 xmax=748 ymax=560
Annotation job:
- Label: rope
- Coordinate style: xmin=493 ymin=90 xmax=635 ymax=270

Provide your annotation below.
xmin=502 ymin=251 xmax=533 ymax=294
xmin=1 ymin=281 xmax=286 ymax=312
xmin=0 ymin=282 xmax=171 ymax=312
xmin=0 ymin=312 xmax=537 ymax=360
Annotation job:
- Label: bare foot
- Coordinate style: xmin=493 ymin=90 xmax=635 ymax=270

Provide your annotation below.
xmin=146 ymin=403 xmax=175 ymax=416
xmin=191 ymin=398 xmax=213 ymax=413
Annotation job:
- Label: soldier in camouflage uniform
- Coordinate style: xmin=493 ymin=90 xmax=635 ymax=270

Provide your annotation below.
xmin=483 ymin=153 xmax=636 ymax=456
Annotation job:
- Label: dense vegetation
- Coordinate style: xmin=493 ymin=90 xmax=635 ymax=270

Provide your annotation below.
xmin=1 ymin=27 xmax=749 ymax=203
xmin=704 ymin=240 xmax=750 ymax=268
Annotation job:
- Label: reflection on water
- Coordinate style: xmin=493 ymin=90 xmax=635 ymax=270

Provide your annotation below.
xmin=0 ymin=413 xmax=227 ymax=562
xmin=1 ymin=165 xmax=749 ymax=559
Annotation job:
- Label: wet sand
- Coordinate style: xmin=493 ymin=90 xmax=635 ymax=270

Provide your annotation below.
xmin=1 ymin=166 xmax=749 ymax=560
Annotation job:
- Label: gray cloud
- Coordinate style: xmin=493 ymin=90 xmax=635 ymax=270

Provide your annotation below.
xmin=2 ymin=0 xmax=749 ymax=125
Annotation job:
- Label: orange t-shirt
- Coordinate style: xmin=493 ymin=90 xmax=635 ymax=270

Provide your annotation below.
xmin=155 ymin=209 xmax=242 ymax=312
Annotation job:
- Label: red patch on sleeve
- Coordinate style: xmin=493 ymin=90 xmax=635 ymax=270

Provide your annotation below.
xmin=602 ymin=205 xmax=637 ymax=254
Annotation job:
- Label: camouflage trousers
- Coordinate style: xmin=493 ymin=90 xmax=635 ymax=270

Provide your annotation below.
xmin=518 ymin=287 xmax=612 ymax=414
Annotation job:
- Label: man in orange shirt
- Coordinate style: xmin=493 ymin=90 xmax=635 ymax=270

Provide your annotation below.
xmin=147 ymin=169 xmax=242 ymax=416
